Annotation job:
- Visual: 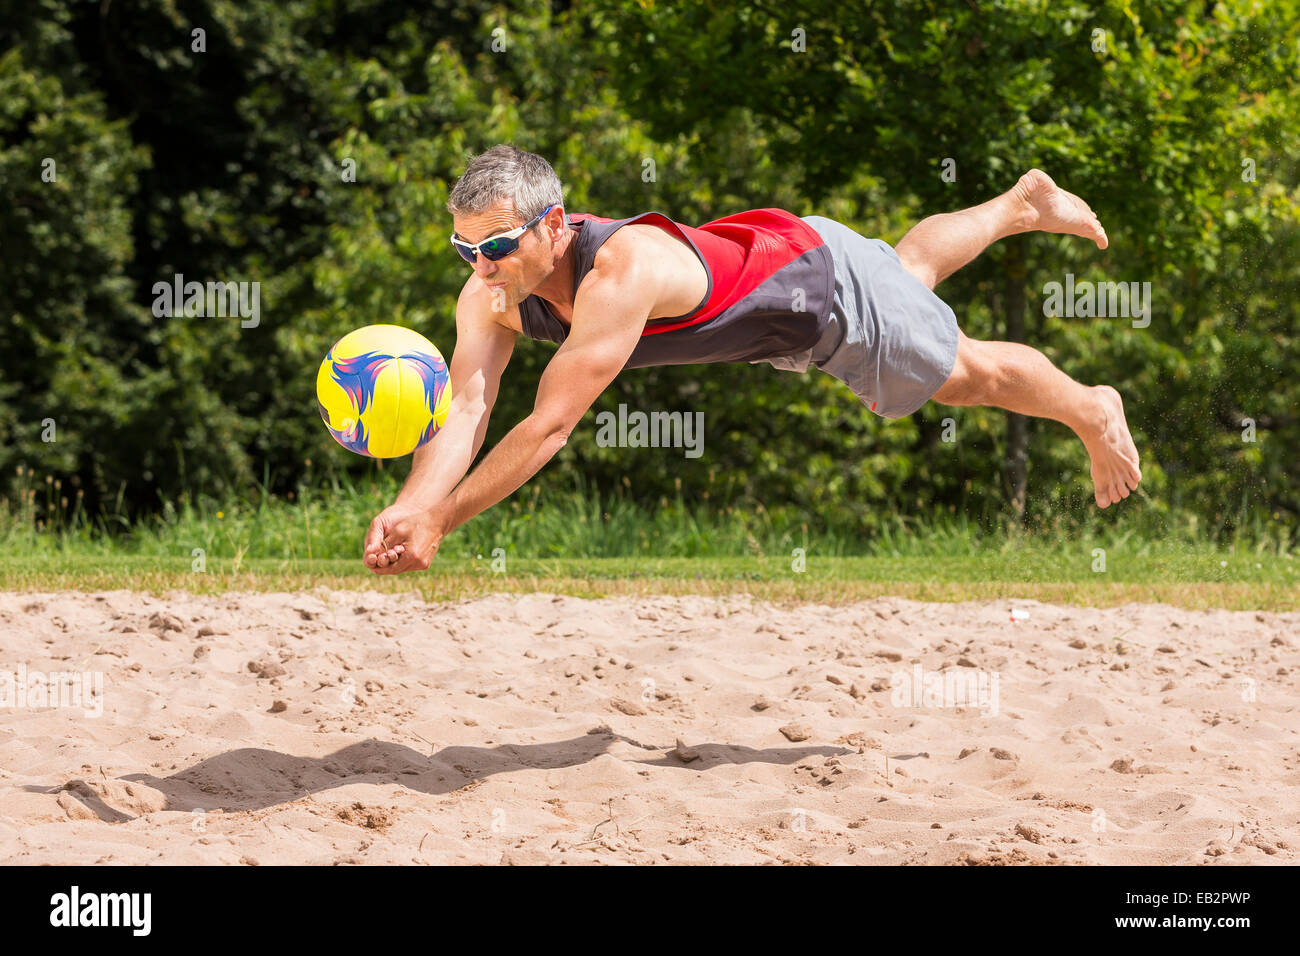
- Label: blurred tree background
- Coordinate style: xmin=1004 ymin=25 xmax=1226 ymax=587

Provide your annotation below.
xmin=1 ymin=0 xmax=1296 ymax=544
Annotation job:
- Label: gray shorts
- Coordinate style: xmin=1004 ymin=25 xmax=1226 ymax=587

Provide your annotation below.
xmin=754 ymin=215 xmax=960 ymax=419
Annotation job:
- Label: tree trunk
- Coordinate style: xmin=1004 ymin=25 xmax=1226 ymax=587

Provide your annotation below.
xmin=1003 ymin=236 xmax=1028 ymax=522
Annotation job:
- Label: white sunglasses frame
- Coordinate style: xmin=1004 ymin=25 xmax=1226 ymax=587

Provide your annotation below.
xmin=449 ymin=204 xmax=558 ymax=262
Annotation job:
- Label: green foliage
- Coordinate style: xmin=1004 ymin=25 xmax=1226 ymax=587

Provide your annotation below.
xmin=0 ymin=45 xmax=154 ymax=513
xmin=0 ymin=0 xmax=1296 ymax=547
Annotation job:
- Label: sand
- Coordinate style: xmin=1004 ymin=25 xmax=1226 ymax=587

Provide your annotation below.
xmin=0 ymin=589 xmax=1296 ymax=865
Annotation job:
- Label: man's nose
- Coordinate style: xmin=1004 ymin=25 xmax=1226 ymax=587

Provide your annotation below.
xmin=471 ymin=256 xmax=498 ymax=280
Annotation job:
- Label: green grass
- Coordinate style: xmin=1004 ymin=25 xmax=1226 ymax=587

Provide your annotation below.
xmin=0 ymin=553 xmax=1294 ymax=610
xmin=1 ymin=475 xmax=1295 ymax=609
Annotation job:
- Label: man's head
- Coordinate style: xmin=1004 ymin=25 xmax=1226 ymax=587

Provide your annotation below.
xmin=447 ymin=145 xmax=567 ymax=307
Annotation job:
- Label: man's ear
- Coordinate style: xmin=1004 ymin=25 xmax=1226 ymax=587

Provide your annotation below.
xmin=547 ymin=205 xmax=566 ymax=242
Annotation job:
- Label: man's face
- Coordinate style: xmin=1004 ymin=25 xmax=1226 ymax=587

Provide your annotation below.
xmin=452 ymin=201 xmax=560 ymax=309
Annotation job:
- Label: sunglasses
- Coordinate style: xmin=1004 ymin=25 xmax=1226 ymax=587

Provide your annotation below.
xmin=450 ymin=204 xmax=557 ymax=263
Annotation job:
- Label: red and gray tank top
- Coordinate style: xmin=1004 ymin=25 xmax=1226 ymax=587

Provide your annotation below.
xmin=517 ymin=209 xmax=834 ymax=369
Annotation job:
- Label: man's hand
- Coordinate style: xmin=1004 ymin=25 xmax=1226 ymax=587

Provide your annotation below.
xmin=363 ymin=501 xmax=450 ymax=573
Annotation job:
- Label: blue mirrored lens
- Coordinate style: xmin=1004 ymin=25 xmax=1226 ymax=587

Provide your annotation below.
xmin=480 ymin=237 xmax=518 ymax=261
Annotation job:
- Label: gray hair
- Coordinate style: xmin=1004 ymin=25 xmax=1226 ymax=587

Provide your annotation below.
xmin=447 ymin=144 xmax=564 ymax=224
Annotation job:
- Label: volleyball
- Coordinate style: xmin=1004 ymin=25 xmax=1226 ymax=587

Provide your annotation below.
xmin=316 ymin=324 xmax=452 ymax=458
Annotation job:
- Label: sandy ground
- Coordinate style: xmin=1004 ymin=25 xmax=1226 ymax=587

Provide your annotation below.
xmin=0 ymin=588 xmax=1297 ymax=865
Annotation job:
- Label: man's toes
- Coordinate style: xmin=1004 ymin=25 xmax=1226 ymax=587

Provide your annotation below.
xmin=1096 ymin=477 xmax=1119 ymax=508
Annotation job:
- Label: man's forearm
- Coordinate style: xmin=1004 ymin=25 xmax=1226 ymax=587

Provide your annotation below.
xmin=439 ymin=414 xmax=568 ymax=535
xmin=394 ymin=406 xmax=484 ymax=511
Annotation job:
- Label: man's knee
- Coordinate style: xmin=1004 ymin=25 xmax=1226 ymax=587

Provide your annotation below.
xmin=897 ymin=247 xmax=939 ymax=291
xmin=933 ymin=334 xmax=992 ymax=406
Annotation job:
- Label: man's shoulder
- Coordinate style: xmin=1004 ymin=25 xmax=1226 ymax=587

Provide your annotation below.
xmin=588 ymin=215 xmax=696 ymax=269
xmin=572 ymin=223 xmax=659 ymax=293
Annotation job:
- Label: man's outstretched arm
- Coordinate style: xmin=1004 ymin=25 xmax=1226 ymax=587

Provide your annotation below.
xmin=365 ymin=259 xmax=651 ymax=573
xmin=363 ymin=283 xmax=515 ymax=566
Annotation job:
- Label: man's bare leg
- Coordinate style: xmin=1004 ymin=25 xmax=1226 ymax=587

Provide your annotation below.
xmin=933 ymin=331 xmax=1141 ymax=508
xmin=894 ymin=168 xmax=1108 ymax=290
xmin=892 ymin=170 xmax=1139 ymax=509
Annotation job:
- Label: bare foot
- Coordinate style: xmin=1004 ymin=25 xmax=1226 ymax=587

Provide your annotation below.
xmin=1013 ymin=168 xmax=1109 ymax=250
xmin=1079 ymin=385 xmax=1141 ymax=508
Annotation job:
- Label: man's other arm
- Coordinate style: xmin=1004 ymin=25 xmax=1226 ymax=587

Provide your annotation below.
xmin=363 ymin=282 xmax=515 ymax=563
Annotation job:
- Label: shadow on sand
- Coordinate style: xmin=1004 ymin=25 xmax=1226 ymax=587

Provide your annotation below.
xmin=33 ymin=728 xmax=850 ymax=820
